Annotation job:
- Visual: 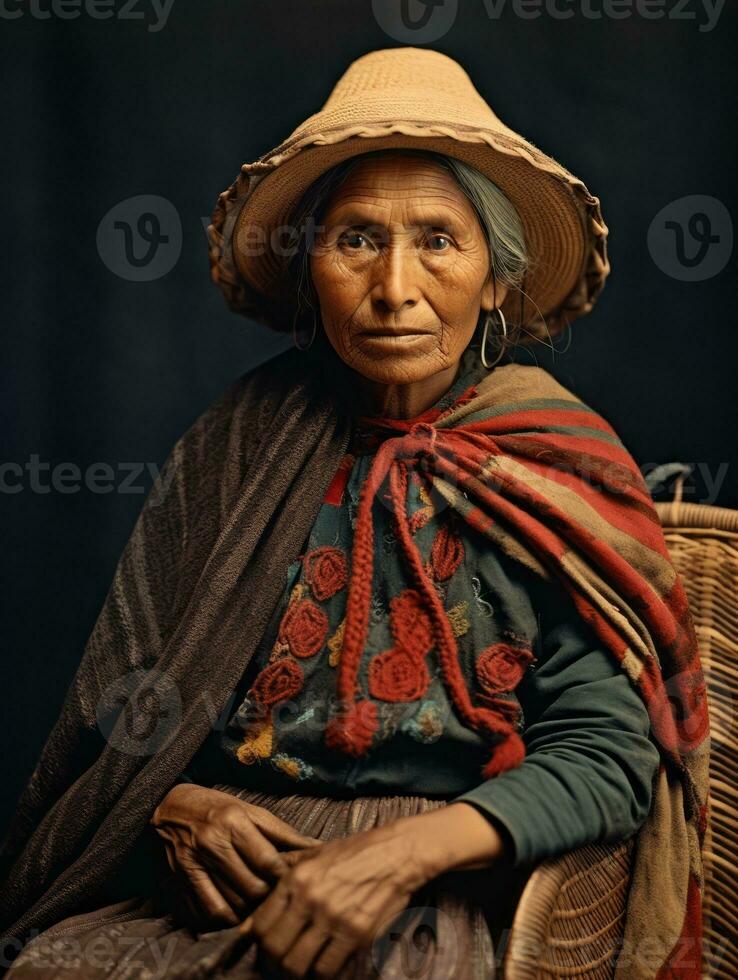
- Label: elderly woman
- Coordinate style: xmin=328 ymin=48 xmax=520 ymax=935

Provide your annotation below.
xmin=0 ymin=48 xmax=709 ymax=980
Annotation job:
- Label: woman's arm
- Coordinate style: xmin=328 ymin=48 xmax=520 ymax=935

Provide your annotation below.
xmin=452 ymin=572 xmax=662 ymax=866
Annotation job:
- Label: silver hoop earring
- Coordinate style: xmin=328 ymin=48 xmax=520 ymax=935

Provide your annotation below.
xmin=293 ymin=307 xmax=318 ymax=351
xmin=480 ymin=309 xmax=508 ymax=369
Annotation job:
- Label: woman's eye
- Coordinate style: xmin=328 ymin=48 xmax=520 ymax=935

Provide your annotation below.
xmin=340 ymin=232 xmax=368 ymax=249
xmin=427 ymin=234 xmax=452 ymax=251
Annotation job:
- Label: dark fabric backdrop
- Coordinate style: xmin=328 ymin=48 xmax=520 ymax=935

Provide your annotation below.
xmin=1 ymin=0 xmax=735 ymax=834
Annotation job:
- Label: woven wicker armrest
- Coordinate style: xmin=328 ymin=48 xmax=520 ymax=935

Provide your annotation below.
xmin=502 ymin=836 xmax=636 ymax=979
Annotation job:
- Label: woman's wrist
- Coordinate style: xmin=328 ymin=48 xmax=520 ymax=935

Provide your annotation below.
xmin=392 ymin=802 xmax=509 ymax=883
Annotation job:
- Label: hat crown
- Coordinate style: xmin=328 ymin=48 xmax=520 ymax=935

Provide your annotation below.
xmin=323 ymin=47 xmax=489 ymax=110
xmin=293 ymin=46 xmax=501 ymax=138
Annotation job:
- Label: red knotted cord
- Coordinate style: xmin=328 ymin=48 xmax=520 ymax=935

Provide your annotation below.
xmin=324 ymin=421 xmax=526 ymax=776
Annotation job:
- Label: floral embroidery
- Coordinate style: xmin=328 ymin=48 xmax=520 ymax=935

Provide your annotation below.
xmin=268 ymin=584 xmax=308 ymax=663
xmin=251 ymin=659 xmax=304 ymax=707
xmin=408 ymin=479 xmax=435 ymax=534
xmin=430 ymin=525 xmax=465 ymax=581
xmin=367 ymin=588 xmax=435 ymax=702
xmin=476 ymin=642 xmax=536 ymax=695
xmin=401 ymin=700 xmax=445 ymax=743
xmin=272 ymin=754 xmax=314 ymax=780
xmin=304 ymin=546 xmax=348 ymax=600
xmin=236 ymin=717 xmax=273 ymax=764
xmin=418 ymin=481 xmax=434 ymax=509
xmin=369 ymin=648 xmax=431 ymax=702
xmin=378 ymin=709 xmax=401 ymax=741
xmin=447 ymin=601 xmax=470 ymax=637
xmin=289 ymin=581 xmax=308 ymax=604
xmin=328 ymin=618 xmax=346 ymax=667
xmin=279 ymin=597 xmax=329 ymax=659
xmin=268 ymin=638 xmax=290 ymax=661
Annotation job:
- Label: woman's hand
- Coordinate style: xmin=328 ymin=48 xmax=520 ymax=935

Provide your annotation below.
xmin=150 ymin=783 xmax=320 ymax=929
xmin=242 ymin=802 xmax=507 ymax=979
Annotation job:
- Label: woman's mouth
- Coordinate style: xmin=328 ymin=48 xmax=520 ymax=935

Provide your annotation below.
xmin=359 ymin=327 xmax=433 ymax=339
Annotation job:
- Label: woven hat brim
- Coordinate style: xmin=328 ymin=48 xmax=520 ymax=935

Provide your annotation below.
xmin=209 ymin=123 xmax=610 ymax=339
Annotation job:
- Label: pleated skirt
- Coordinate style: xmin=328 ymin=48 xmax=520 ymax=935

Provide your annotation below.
xmin=6 ymin=786 xmax=532 ymax=979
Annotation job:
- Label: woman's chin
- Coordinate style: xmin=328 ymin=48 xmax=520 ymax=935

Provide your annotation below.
xmin=347 ymin=334 xmax=444 ymax=379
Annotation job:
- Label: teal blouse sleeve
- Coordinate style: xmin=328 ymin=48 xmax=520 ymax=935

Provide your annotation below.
xmin=452 ymin=571 xmax=662 ymax=868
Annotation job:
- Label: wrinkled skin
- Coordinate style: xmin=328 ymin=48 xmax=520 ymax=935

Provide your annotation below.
xmin=152 ymin=786 xmax=506 ymax=979
xmin=150 ymin=155 xmax=510 ymax=977
xmin=150 ymin=783 xmax=319 ymax=928
xmin=309 ymin=151 xmax=509 ymax=420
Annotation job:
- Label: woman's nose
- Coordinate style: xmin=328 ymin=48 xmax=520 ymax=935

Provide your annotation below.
xmin=371 ymin=248 xmax=420 ymax=313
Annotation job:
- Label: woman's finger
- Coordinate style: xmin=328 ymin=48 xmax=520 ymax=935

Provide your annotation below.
xmin=311 ymin=934 xmax=358 ymax=979
xmin=182 ymin=862 xmax=241 ymax=927
xmin=279 ymin=924 xmax=331 ymax=979
xmin=168 ymin=864 xmax=216 ymax=932
xmin=206 ymin=867 xmax=254 ymax=917
xmin=249 ymin=881 xmax=292 ymax=938
xmin=280 ymin=848 xmax=316 ymax=869
xmin=198 ymin=831 xmax=273 ymax=901
xmin=257 ymin=902 xmax=312 ymax=969
xmin=249 ymin=808 xmax=322 ymax=850
xmin=229 ymin=819 xmax=296 ymax=881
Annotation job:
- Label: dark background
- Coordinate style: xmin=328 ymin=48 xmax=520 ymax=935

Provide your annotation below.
xmin=1 ymin=0 xmax=735 ymax=833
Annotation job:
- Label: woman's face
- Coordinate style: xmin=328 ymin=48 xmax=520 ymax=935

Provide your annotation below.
xmin=309 ymin=153 xmax=508 ymax=390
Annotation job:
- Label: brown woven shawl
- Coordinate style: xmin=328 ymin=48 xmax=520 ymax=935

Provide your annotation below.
xmin=0 ymin=343 xmax=352 ymax=964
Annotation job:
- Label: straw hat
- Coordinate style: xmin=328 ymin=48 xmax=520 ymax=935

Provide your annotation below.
xmin=208 ymin=47 xmax=610 ymax=340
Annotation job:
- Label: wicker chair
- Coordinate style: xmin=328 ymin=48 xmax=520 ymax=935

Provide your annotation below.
xmin=501 ymin=493 xmax=738 ymax=979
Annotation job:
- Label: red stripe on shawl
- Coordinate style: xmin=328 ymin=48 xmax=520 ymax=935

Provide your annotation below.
xmin=491 ymin=450 xmax=666 ymax=543
xmin=438 ymin=423 xmax=668 ymax=559
xmin=460 ymin=405 xmax=622 ymax=439
xmin=655 ymin=871 xmax=703 ymax=978
xmin=496 ymin=431 xmax=650 ymax=482
xmin=429 ymin=448 xmax=705 ymax=761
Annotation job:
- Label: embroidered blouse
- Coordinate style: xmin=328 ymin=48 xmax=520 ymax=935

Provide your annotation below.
xmin=176 ymin=347 xmax=661 ymax=868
